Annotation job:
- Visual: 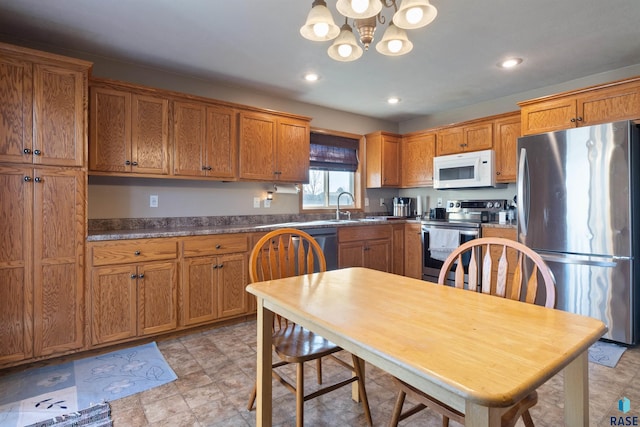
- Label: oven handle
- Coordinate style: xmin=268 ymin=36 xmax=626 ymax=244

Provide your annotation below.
xmin=422 ymin=226 xmax=479 ymax=237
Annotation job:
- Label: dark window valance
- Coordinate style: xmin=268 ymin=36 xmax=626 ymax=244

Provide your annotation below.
xmin=309 ymin=132 xmax=359 ymax=172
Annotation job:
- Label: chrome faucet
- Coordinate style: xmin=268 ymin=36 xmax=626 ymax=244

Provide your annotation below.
xmin=336 ymin=191 xmax=355 ymax=220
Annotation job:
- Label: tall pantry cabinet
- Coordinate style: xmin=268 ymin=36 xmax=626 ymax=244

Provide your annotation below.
xmin=0 ymin=42 xmax=91 ymax=366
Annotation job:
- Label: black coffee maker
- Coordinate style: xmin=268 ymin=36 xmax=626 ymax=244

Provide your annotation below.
xmin=429 ymin=207 xmax=446 ymax=220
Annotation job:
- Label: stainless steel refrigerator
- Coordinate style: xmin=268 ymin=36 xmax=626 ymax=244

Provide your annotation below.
xmin=517 ymin=120 xmax=640 ymax=344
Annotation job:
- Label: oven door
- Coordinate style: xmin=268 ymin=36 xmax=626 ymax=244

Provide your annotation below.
xmin=422 ymin=225 xmax=480 ymax=285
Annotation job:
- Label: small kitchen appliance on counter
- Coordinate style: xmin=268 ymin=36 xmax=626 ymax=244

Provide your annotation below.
xmin=393 ymin=197 xmax=415 ymax=217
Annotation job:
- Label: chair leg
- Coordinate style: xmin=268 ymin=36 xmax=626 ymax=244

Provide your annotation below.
xmin=316 ymin=358 xmax=323 ymax=384
xmin=522 ymin=410 xmax=534 ymax=427
xmin=352 ymin=355 xmax=373 ymax=426
xmin=389 ymin=390 xmax=406 ymax=427
xmin=296 ymin=362 xmax=304 ymax=427
xmin=247 ymin=382 xmax=257 ymax=411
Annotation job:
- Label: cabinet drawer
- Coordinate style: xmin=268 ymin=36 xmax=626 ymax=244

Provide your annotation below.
xmin=182 ymin=234 xmax=249 ymax=257
xmin=339 ymin=225 xmax=392 ymax=242
xmin=91 ymin=239 xmax=178 ymax=266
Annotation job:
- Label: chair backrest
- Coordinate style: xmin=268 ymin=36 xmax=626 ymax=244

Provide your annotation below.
xmin=436 ymin=237 xmax=556 ymax=308
xmin=249 ymin=228 xmax=327 ymax=283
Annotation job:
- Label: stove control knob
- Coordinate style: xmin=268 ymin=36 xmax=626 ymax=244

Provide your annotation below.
xmin=487 ymin=202 xmax=493 ymax=208
xmin=449 ymin=202 xmax=454 ymax=208
xmin=494 ymin=201 xmax=501 ymax=209
xmin=456 ymin=202 xmax=461 ymax=208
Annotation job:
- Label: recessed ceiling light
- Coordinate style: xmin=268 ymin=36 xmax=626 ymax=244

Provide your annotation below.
xmin=304 ymin=73 xmax=319 ymax=82
xmin=499 ymin=58 xmax=523 ymax=69
xmin=387 ymin=97 xmax=400 ymax=104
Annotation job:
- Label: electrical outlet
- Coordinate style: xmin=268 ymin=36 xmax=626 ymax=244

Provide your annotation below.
xmin=437 ymin=197 xmax=443 ymax=207
xmin=253 ymin=197 xmax=261 ymax=208
xmin=149 ymin=195 xmax=158 ymax=208
xmin=379 ymin=198 xmax=385 ymax=207
xmin=364 ymin=197 xmax=369 ymax=207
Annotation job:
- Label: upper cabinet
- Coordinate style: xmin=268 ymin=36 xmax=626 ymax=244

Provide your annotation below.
xmin=173 ymin=101 xmax=237 ymax=180
xmin=401 ymin=131 xmax=435 ymax=187
xmin=238 ymin=111 xmax=310 ymax=183
xmin=90 ymin=80 xmax=169 ymax=175
xmin=436 ymin=120 xmax=493 ymax=156
xmin=519 ymin=77 xmax=640 ymax=136
xmin=493 ymin=112 xmax=521 ymax=183
xmin=365 ymin=131 xmax=401 ymax=188
xmin=0 ymin=43 xmax=90 ymax=167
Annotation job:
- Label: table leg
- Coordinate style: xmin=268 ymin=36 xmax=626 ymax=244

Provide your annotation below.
xmin=352 ymin=356 xmax=364 ymax=402
xmin=563 ymin=350 xmax=589 ymax=426
xmin=465 ymin=401 xmax=501 ymax=427
xmin=256 ymin=298 xmax=274 ymax=427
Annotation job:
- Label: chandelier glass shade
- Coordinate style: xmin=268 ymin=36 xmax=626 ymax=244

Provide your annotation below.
xmin=300 ymin=0 xmax=437 ymax=61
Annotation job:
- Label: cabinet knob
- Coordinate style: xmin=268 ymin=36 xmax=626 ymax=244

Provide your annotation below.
xmin=33 ymin=149 xmax=41 ymax=156
xmin=134 ymin=250 xmax=141 ymax=256
xmin=24 ymin=176 xmax=32 ymax=182
xmin=213 ymin=264 xmax=218 ymax=269
xmin=274 ymin=171 xmax=281 ymax=175
xmin=138 ymin=273 xmax=144 ymax=279
xmin=576 ymin=117 xmax=583 ymax=122
xmin=34 ymin=177 xmax=42 ymax=183
xmin=217 ymin=264 xmax=224 ymax=268
xmin=571 ymin=118 xmax=576 ymax=123
xmin=215 ymin=244 xmax=221 ymax=249
xmin=23 ymin=148 xmax=32 ymax=154
xmin=496 ymin=171 xmax=501 ymax=175
xmin=131 ymin=274 xmax=137 ymax=279
xmin=207 ymin=166 xmax=212 ymax=171
xmin=131 ymin=161 xmax=138 ymax=166
xmin=125 ymin=160 xmax=131 ymax=165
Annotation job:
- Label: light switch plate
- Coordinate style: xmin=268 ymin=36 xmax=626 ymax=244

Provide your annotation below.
xmin=264 ymin=199 xmax=271 ymax=208
xmin=380 ymin=198 xmax=385 ymax=207
xmin=150 ymin=195 xmax=158 ymax=208
xmin=365 ymin=197 xmax=369 ymax=207
xmin=437 ymin=197 xmax=443 ymax=207
xmin=253 ymin=197 xmax=261 ymax=208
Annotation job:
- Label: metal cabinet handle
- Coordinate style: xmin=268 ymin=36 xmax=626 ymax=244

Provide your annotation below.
xmin=134 ymin=250 xmax=141 ymax=256
xmin=207 ymin=166 xmax=212 ymax=171
xmin=34 ymin=177 xmax=42 ymax=183
xmin=217 ymin=264 xmax=223 ymax=268
xmin=138 ymin=273 xmax=144 ymax=279
xmin=131 ymin=161 xmax=138 ymax=166
xmin=496 ymin=171 xmax=501 ymax=175
xmin=215 ymin=244 xmax=221 ymax=249
xmin=213 ymin=264 xmax=218 ymax=269
xmin=576 ymin=117 xmax=583 ymax=122
xmin=24 ymin=176 xmax=32 ymax=182
xmin=125 ymin=160 xmax=131 ymax=165
xmin=33 ymin=150 xmax=41 ymax=156
xmin=571 ymin=118 xmax=576 ymax=123
xmin=23 ymin=148 xmax=32 ymax=154
xmin=130 ymin=274 xmax=137 ymax=279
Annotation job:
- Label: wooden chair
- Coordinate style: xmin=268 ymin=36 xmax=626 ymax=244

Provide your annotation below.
xmin=389 ymin=237 xmax=556 ymax=427
xmin=247 ymin=228 xmax=372 ymax=427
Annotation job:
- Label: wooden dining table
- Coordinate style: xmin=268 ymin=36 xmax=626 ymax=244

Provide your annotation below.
xmin=246 ymin=267 xmax=607 ymax=427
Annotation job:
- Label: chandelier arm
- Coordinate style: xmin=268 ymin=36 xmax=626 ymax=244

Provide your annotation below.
xmin=381 ymin=0 xmax=397 ymax=9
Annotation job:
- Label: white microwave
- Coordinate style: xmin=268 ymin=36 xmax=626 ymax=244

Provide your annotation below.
xmin=433 ymin=149 xmax=496 ymax=189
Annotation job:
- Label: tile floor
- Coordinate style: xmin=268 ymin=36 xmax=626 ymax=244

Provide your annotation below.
xmin=104 ymin=319 xmax=640 ymax=426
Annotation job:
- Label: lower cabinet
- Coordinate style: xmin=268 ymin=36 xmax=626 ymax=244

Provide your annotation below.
xmin=338 ymin=225 xmax=392 ymax=272
xmin=392 ymin=224 xmax=404 ymax=275
xmin=404 ymin=223 xmax=423 ymax=279
xmin=88 ymin=238 xmax=179 ymax=346
xmin=181 ymin=234 xmax=249 ymax=326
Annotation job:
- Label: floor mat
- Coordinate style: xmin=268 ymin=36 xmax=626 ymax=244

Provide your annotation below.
xmin=588 ymin=340 xmax=627 ymax=368
xmin=0 ymin=342 xmax=176 ymax=427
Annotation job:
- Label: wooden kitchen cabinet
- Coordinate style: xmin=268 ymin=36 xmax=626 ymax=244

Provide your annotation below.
xmin=0 ymin=42 xmax=90 ymax=167
xmin=401 ymin=131 xmax=436 ymax=187
xmin=436 ymin=121 xmax=493 ymax=156
xmin=519 ymin=77 xmax=640 ymax=136
xmin=493 ymin=112 xmax=520 ymax=183
xmin=392 ymin=224 xmax=404 ymax=275
xmin=239 ymin=111 xmax=310 ymax=182
xmin=365 ymin=131 xmax=401 ymax=188
xmin=173 ymin=101 xmax=238 ymax=179
xmin=88 ymin=238 xmax=179 ymax=346
xmin=404 ymin=223 xmax=423 ymax=279
xmin=0 ymin=166 xmax=85 ymax=365
xmin=338 ymin=225 xmax=392 ymax=272
xmin=89 ymin=81 xmax=170 ymax=175
xmin=181 ymin=234 xmax=249 ymax=325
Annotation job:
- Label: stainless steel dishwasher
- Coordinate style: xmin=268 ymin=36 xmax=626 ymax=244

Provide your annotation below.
xmin=303 ymin=227 xmax=338 ymax=271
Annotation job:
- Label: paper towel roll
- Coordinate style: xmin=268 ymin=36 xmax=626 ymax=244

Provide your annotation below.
xmin=416 ymin=195 xmax=422 ymax=216
xmin=273 ymin=184 xmax=300 ymax=194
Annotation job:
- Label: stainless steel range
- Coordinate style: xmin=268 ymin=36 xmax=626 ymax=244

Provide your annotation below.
xmin=421 ymin=199 xmax=507 ymax=284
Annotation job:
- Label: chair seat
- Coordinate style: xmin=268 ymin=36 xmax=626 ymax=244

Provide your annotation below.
xmin=273 ymin=324 xmax=342 ymax=363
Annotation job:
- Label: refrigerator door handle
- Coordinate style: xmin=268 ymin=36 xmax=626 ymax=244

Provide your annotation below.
xmin=538 ymin=252 xmax=621 ymax=268
xmin=517 ymin=148 xmax=528 ymax=236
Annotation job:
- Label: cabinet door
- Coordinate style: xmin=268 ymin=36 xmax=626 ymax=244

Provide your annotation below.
xmin=404 ymin=223 xmax=423 ymax=279
xmin=276 ymin=117 xmax=310 ymax=183
xmin=33 ymin=64 xmax=85 ymax=167
xmin=382 ymin=135 xmax=401 ymax=186
xmin=464 ymin=122 xmax=493 ymax=152
xmin=0 ymin=166 xmax=33 ymax=364
xmin=402 ymin=132 xmax=435 ymax=187
xmin=89 ymin=87 xmax=131 ymax=172
xmin=578 ymin=82 xmax=640 ymax=127
xmin=217 ymin=253 xmax=249 ymax=318
xmin=521 ymin=98 xmax=577 ymax=136
xmin=182 ymin=257 xmax=218 ymax=326
xmin=238 ymin=111 xmax=277 ymax=180
xmin=338 ymin=241 xmax=366 ymax=268
xmin=0 ymin=55 xmax=33 ymax=164
xmin=33 ymin=168 xmax=85 ymax=356
xmin=173 ymin=101 xmax=206 ymax=176
xmin=392 ymin=224 xmax=404 ymax=275
xmin=131 ymin=94 xmax=169 ymax=174
xmin=436 ymin=127 xmax=464 ymax=155
xmin=91 ymin=265 xmax=137 ymax=345
xmin=364 ymin=239 xmax=391 ymax=272
xmin=138 ymin=261 xmax=177 ymax=336
xmin=494 ymin=115 xmax=520 ymax=183
xmin=206 ymin=105 xmax=237 ymax=179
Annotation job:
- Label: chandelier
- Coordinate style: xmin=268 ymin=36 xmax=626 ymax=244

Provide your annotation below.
xmin=300 ymin=0 xmax=437 ymax=62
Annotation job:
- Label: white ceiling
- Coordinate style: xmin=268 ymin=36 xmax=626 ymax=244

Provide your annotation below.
xmin=0 ymin=0 xmax=639 ymax=122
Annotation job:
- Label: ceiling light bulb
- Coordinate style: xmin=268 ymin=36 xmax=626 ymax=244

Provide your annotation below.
xmin=500 ymin=58 xmax=523 ymax=68
xmin=304 ymin=73 xmax=319 ymax=82
xmin=313 ymin=22 xmax=329 ymax=37
xmin=351 ymin=0 xmax=369 ymax=14
xmin=405 ymin=7 xmax=423 ymax=24
xmin=387 ymin=39 xmax=403 ymax=53
xmin=338 ymin=43 xmax=353 ymax=58
xmin=388 ymin=97 xmax=400 ymax=104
